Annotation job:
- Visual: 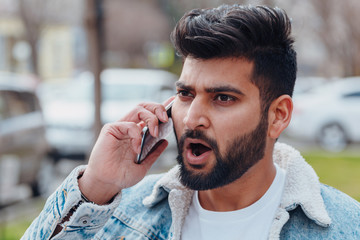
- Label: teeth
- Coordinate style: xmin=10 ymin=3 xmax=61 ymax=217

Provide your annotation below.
xmin=191 ymin=143 xmax=198 ymax=156
xmin=192 ymin=148 xmax=200 ymax=156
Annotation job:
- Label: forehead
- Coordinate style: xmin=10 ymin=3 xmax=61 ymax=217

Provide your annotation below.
xmin=178 ymin=57 xmax=256 ymax=91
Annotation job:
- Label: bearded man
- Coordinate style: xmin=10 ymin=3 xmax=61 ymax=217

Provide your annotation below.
xmin=23 ymin=4 xmax=360 ymax=240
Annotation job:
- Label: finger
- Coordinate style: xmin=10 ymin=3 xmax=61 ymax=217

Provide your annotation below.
xmin=103 ymin=122 xmax=143 ymax=153
xmin=122 ymin=101 xmax=174 ymax=137
xmin=121 ymin=105 xmax=160 ymax=137
xmin=137 ymin=109 xmax=161 ymax=137
xmin=105 ymin=122 xmax=142 ymax=139
xmin=139 ymin=102 xmax=168 ymax=123
xmin=137 ymin=121 xmax=146 ymax=130
xmin=131 ymin=137 xmax=142 ymax=154
xmin=119 ymin=123 xmax=144 ymax=153
xmin=161 ymin=96 xmax=176 ymax=122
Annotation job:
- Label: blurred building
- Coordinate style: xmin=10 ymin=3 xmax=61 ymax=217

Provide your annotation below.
xmin=0 ymin=0 xmax=86 ymax=79
xmin=0 ymin=0 xmax=175 ymax=81
xmin=0 ymin=0 xmax=359 ymax=81
xmin=102 ymin=0 xmax=174 ymax=69
xmin=0 ymin=1 xmax=23 ymax=73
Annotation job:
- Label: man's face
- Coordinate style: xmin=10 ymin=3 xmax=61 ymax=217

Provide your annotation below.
xmin=172 ymin=57 xmax=268 ymax=190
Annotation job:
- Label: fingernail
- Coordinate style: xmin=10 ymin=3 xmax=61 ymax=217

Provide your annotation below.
xmin=162 ymin=112 xmax=168 ymax=122
xmin=154 ymin=126 xmax=159 ymax=137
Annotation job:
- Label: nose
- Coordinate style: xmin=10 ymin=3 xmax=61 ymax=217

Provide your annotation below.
xmin=183 ymin=98 xmax=210 ymax=130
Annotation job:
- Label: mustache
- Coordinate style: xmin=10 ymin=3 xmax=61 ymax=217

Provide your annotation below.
xmin=178 ymin=129 xmax=218 ymax=152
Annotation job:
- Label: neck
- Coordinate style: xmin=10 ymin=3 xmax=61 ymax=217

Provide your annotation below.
xmin=198 ymin=156 xmax=276 ymax=212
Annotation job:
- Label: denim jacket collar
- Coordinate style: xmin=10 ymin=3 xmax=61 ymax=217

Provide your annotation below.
xmin=143 ymin=166 xmax=193 ymax=239
xmin=143 ymin=142 xmax=331 ymax=239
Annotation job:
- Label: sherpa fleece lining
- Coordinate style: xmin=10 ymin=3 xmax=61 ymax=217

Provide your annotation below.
xmin=143 ymin=142 xmax=331 ymax=240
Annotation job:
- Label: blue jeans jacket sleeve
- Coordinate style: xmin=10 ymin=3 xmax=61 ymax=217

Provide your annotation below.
xmin=21 ymin=165 xmax=122 ymax=240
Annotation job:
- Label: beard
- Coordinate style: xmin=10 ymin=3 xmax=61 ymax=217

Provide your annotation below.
xmin=176 ymin=113 xmax=268 ymax=191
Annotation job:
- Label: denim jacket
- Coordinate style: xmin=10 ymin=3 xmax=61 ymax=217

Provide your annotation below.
xmin=22 ymin=143 xmax=360 ymax=239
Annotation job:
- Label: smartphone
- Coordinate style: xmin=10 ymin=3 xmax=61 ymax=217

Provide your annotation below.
xmin=135 ymin=100 xmax=174 ymax=164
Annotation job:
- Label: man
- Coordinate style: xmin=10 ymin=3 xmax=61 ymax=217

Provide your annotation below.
xmin=23 ymin=4 xmax=360 ymax=240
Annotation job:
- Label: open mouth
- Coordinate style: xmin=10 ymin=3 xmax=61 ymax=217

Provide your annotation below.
xmin=189 ymin=142 xmax=212 ymax=157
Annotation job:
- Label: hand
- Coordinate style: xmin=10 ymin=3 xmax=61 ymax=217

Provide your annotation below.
xmin=78 ymin=97 xmax=175 ymax=204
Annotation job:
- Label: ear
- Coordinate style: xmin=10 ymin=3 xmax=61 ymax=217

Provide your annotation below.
xmin=267 ymin=95 xmax=293 ymax=139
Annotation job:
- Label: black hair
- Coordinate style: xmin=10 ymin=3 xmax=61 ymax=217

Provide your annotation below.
xmin=171 ymin=4 xmax=297 ymax=111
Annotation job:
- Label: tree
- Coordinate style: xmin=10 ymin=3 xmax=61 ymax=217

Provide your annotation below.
xmin=17 ymin=0 xmax=83 ymax=78
xmin=85 ymin=0 xmax=104 ymax=140
xmin=18 ymin=0 xmax=45 ymax=76
xmin=310 ymin=0 xmax=360 ymax=76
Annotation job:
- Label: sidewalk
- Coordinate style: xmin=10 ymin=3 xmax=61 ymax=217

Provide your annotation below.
xmin=0 ymin=197 xmax=45 ymax=224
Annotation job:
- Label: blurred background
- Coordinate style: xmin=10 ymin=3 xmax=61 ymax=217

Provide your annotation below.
xmin=0 ymin=0 xmax=359 ymax=238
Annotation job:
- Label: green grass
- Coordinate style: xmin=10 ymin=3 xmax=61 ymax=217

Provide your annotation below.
xmin=0 ymin=198 xmax=44 ymax=239
xmin=303 ymin=151 xmax=360 ymax=201
xmin=0 ymin=220 xmax=32 ymax=240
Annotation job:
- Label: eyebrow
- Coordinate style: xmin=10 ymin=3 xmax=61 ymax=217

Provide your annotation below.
xmin=176 ymin=81 xmax=244 ymax=96
xmin=176 ymin=81 xmax=194 ymax=91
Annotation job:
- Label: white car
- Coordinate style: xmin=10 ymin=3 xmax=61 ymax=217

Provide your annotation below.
xmin=38 ymin=69 xmax=178 ymax=168
xmin=0 ymin=78 xmax=48 ymax=204
xmin=285 ymin=77 xmax=360 ymax=152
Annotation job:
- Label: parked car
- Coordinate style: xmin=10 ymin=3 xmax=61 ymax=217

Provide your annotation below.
xmin=38 ymin=69 xmax=178 ymax=169
xmin=0 ymin=79 xmax=48 ymax=206
xmin=293 ymin=77 xmax=327 ymax=94
xmin=285 ymin=77 xmax=360 ymax=152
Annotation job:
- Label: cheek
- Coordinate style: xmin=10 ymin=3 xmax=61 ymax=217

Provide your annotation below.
xmin=214 ymin=124 xmax=238 ymax=154
xmin=213 ymin=113 xmax=258 ymax=152
xmin=171 ymin=106 xmax=185 ymax=140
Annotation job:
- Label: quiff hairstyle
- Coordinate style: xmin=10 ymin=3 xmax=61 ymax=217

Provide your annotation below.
xmin=171 ymin=4 xmax=297 ymax=112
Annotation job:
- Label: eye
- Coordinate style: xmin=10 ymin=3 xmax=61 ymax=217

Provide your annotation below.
xmin=215 ymin=94 xmax=235 ymax=103
xmin=177 ymin=89 xmax=194 ymax=99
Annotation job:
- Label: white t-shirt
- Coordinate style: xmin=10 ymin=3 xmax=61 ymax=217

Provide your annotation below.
xmin=181 ymin=164 xmax=286 ymax=240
